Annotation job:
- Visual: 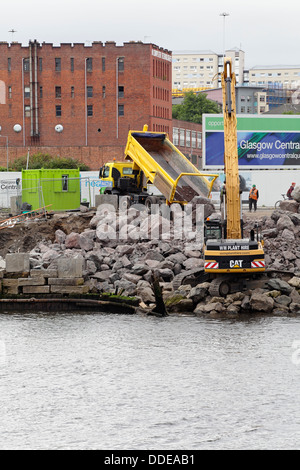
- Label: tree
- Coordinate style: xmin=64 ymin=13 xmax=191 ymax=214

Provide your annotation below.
xmin=172 ymin=92 xmax=221 ymax=124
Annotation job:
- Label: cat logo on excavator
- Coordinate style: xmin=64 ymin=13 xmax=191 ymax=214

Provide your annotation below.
xmin=229 ymin=260 xmax=243 ymax=268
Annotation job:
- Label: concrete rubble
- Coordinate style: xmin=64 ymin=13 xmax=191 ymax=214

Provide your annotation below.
xmin=0 ymin=198 xmax=300 ymax=317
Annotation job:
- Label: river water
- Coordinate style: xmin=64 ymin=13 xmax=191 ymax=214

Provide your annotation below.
xmin=0 ymin=311 xmax=299 ymax=450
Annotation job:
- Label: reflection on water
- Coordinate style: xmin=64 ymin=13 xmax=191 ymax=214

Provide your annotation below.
xmin=0 ymin=312 xmax=299 ymax=450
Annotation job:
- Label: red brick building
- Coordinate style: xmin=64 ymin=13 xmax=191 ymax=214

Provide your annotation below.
xmin=0 ymin=40 xmax=172 ymax=169
xmin=172 ymin=119 xmax=203 ymax=168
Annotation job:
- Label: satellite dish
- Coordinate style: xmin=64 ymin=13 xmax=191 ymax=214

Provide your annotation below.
xmin=55 ymin=124 xmax=63 ymax=133
xmin=13 ymin=124 xmax=22 ymax=132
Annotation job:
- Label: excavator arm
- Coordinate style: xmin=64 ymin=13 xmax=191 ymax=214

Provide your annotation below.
xmin=222 ymin=58 xmax=242 ymax=239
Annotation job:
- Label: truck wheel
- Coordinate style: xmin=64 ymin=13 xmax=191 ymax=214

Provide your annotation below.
xmin=145 ymin=196 xmax=158 ymax=214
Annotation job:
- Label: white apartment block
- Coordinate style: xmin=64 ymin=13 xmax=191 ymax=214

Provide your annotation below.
xmin=172 ymin=48 xmax=245 ymax=91
xmin=172 ymin=50 xmax=218 ymax=90
xmin=172 ymin=49 xmax=300 ymax=92
xmin=249 ymin=65 xmax=300 ymax=89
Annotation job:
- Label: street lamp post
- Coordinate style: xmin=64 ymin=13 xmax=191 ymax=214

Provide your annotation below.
xmin=220 ymin=12 xmax=229 ymax=60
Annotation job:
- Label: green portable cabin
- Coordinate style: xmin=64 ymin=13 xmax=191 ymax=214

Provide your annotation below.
xmin=21 ymin=168 xmax=81 ymax=211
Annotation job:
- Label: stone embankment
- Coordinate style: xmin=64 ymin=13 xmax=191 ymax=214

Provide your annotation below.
xmin=1 ymin=193 xmax=300 ymax=317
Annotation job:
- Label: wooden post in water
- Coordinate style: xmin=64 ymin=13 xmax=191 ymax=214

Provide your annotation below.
xmin=151 ymin=271 xmax=168 ymax=317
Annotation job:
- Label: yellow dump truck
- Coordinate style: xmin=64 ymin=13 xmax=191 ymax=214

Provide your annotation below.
xmin=99 ymin=125 xmax=218 ymax=209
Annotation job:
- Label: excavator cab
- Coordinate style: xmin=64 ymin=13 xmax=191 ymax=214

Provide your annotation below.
xmin=204 ymin=218 xmax=223 ymax=242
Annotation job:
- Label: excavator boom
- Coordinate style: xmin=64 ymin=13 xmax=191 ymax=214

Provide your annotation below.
xmin=222 ymin=59 xmax=241 ymax=239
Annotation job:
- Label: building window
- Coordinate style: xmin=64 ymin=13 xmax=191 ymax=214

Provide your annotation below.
xmin=23 ymin=58 xmax=30 ymax=72
xmin=173 ymin=127 xmax=179 ymax=145
xmin=118 ymin=85 xmax=124 ymax=98
xmin=118 ymin=57 xmax=124 ymax=72
xmin=55 ymin=58 xmax=61 ymax=72
xmin=192 ymin=131 xmax=196 ymax=148
xmin=102 ymin=86 xmax=106 ymax=98
xmin=102 ymin=57 xmax=105 ymax=71
xmin=8 ymin=86 xmax=12 ymax=99
xmin=179 ymin=129 xmax=185 ymax=146
xmin=87 ymin=105 xmax=93 ymax=116
xmin=70 ymin=57 xmax=74 ymax=72
xmin=24 ymin=86 xmax=30 ymax=98
xmin=40 ymin=86 xmax=43 ymax=98
xmin=118 ymin=104 xmax=124 ymax=116
xmin=55 ymin=86 xmax=61 ymax=98
xmin=197 ymin=132 xmax=202 ymax=149
xmin=71 ymin=86 xmax=74 ymax=98
xmin=86 ymin=58 xmax=93 ymax=72
xmin=25 ymin=105 xmax=30 ymax=117
xmin=186 ymin=130 xmax=191 ymax=147
xmin=56 ymin=105 xmax=62 ymax=117
xmin=39 ymin=58 xmax=42 ymax=72
xmin=87 ymin=86 xmax=93 ymax=98
xmin=8 ymin=58 xmax=11 ymax=72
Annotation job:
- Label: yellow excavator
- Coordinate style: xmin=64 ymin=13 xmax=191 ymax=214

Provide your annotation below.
xmin=204 ymin=58 xmax=265 ymax=296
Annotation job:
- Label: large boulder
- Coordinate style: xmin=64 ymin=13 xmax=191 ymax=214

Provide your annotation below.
xmin=288 ymin=276 xmax=300 ymax=289
xmin=292 ymin=185 xmax=300 ymax=202
xmin=79 ymin=231 xmax=95 ymax=251
xmin=55 ymin=229 xmax=67 ymax=244
xmin=281 ymin=228 xmax=295 ymax=242
xmin=279 ymin=200 xmax=299 ymax=213
xmin=65 ymin=232 xmax=81 ymax=249
xmin=276 ymin=214 xmax=294 ymax=232
xmin=267 ymin=279 xmax=293 ymax=295
xmin=187 ymin=283 xmax=210 ymax=303
xmin=250 ymin=292 xmax=274 ymax=313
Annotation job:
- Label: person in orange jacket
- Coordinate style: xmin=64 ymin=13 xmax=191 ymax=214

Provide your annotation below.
xmin=249 ymin=184 xmax=259 ymax=212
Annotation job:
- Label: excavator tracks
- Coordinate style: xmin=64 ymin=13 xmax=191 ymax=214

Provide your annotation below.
xmin=172 ymin=268 xmax=209 ymax=291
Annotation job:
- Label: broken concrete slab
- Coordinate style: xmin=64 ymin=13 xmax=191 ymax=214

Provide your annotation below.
xmin=18 ymin=276 xmax=46 ymax=286
xmin=50 ymin=285 xmax=89 ymax=294
xmin=5 ymin=253 xmax=30 ymax=273
xmin=22 ymin=286 xmax=50 ymax=294
xmin=30 ymin=268 xmax=58 ymax=278
xmin=56 ymin=257 xmax=83 ymax=278
xmin=2 ymin=278 xmax=19 ymax=294
xmin=95 ymin=195 xmax=118 ymax=210
xmin=48 ymin=277 xmax=84 ymax=286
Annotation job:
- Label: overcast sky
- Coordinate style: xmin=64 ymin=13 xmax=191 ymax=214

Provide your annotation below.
xmin=1 ymin=0 xmax=299 ymax=68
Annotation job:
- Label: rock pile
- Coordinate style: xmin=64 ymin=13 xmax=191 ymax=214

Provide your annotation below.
xmin=177 ymin=277 xmax=300 ymax=317
xmin=2 ymin=201 xmax=300 ymax=316
xmin=256 ymin=207 xmax=300 ymax=272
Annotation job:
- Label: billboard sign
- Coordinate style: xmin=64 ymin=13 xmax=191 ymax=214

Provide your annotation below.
xmin=203 ymin=114 xmax=300 ymax=169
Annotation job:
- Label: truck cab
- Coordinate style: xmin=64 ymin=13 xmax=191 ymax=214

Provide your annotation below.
xmin=99 ymin=162 xmax=141 ymax=194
